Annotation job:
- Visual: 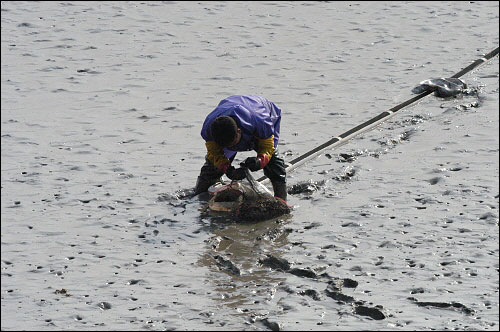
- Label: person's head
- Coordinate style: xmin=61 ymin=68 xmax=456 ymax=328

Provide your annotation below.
xmin=210 ymin=116 xmax=241 ymax=147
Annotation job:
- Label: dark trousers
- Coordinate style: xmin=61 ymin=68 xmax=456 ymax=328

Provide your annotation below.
xmin=194 ymin=152 xmax=287 ymax=196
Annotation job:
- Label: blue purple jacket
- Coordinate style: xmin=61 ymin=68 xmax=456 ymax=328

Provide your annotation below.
xmin=201 ymin=95 xmax=282 ymax=171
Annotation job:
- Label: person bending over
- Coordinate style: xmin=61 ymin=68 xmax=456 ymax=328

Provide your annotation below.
xmin=195 ymin=95 xmax=287 ymax=201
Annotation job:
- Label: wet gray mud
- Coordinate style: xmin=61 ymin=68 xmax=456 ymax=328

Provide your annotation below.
xmin=2 ymin=1 xmax=499 ymax=331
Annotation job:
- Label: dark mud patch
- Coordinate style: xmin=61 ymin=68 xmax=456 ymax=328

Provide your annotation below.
xmin=324 ymin=281 xmax=355 ymax=304
xmin=456 ymin=100 xmax=480 ymax=110
xmin=330 ymin=149 xmax=381 ymax=162
xmin=54 ymin=288 xmax=71 ymax=297
xmin=333 ymin=167 xmax=357 ymax=181
xmin=259 ymin=255 xmax=320 ymax=280
xmin=289 ymin=267 xmax=318 ymax=279
xmin=255 ymin=226 xmax=292 ymax=242
xmin=299 ymin=289 xmax=321 ymax=301
xmin=257 ymin=318 xmax=281 ymax=331
xmin=98 ymin=302 xmax=112 ymax=310
xmin=259 ymin=255 xmax=291 ymax=271
xmin=408 ymin=297 xmax=475 ymax=315
xmin=354 ymin=305 xmax=386 ymax=320
xmin=259 ymin=255 xmax=386 ymax=320
xmin=392 ymin=113 xmax=430 ymax=126
xmin=342 ymin=278 xmax=358 ymax=288
xmin=428 ymin=177 xmax=443 ymax=185
xmin=213 ymin=255 xmax=241 ymax=276
xmin=337 ymin=153 xmax=358 ymax=163
xmin=157 ymin=188 xmax=196 ymax=201
xmin=378 ymin=128 xmax=419 ymax=146
xmin=326 ymin=282 xmax=386 ymax=320
xmin=287 ymin=180 xmax=326 ymax=195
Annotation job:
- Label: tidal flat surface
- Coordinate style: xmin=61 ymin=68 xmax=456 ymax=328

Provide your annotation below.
xmin=1 ymin=1 xmax=499 ymax=330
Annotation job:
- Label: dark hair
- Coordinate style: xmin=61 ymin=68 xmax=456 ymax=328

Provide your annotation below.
xmin=210 ymin=116 xmax=238 ymax=147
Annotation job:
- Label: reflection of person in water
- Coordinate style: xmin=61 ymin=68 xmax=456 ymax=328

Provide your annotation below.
xmin=197 ymin=216 xmax=292 ymax=308
xmin=195 ymin=95 xmax=287 ymax=201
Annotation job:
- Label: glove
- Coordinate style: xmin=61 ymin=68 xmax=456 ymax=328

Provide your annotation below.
xmin=242 ymin=156 xmax=261 ymax=172
xmin=225 ymin=166 xmax=246 ymax=181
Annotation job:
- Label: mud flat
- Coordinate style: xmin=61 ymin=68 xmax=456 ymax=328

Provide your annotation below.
xmin=2 ymin=1 xmax=499 ymax=331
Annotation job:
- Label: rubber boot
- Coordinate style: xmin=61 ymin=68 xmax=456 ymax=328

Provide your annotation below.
xmin=194 ymin=157 xmax=225 ymax=195
xmin=194 ymin=176 xmax=220 ymax=195
xmin=272 ymin=181 xmax=287 ymax=202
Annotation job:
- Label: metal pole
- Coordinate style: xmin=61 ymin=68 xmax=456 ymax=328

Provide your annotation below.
xmin=258 ymin=46 xmax=499 ymax=184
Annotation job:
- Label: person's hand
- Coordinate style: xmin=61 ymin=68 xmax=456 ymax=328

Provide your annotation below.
xmin=226 ymin=166 xmax=246 ymax=180
xmin=242 ymin=157 xmax=261 ymax=172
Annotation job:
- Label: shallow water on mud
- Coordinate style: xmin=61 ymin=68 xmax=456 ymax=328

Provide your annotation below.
xmin=2 ymin=1 xmax=499 ymax=331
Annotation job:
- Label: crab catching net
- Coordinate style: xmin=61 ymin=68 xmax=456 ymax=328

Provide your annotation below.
xmin=208 ymin=171 xmax=291 ymax=222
